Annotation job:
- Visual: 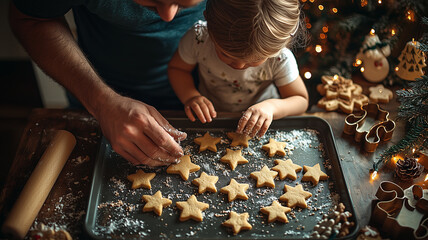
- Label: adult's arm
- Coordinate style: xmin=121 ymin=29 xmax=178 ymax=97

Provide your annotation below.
xmin=9 ymin=2 xmax=186 ymax=166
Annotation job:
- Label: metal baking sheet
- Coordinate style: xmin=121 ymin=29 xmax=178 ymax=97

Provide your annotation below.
xmin=85 ymin=116 xmax=359 ymax=239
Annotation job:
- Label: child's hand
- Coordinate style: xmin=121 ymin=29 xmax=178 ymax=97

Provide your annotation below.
xmin=237 ymin=102 xmax=273 ymax=138
xmin=184 ymin=95 xmax=217 ymax=123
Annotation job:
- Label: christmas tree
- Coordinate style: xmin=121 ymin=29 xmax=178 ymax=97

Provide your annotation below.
xmin=295 ymin=0 xmax=427 ymax=97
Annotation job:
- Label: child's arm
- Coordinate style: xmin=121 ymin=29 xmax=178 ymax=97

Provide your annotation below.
xmin=168 ymin=51 xmax=217 ymax=123
xmin=236 ymin=75 xmax=308 ymax=137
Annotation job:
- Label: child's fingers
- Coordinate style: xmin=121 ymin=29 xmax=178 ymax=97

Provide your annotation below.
xmin=237 ymin=111 xmax=252 ymax=133
xmin=185 ymin=106 xmax=196 ymax=122
xmin=249 ymin=117 xmax=265 ymax=137
xmin=191 ymin=104 xmax=207 ymax=123
xmin=204 ymin=99 xmax=217 ymax=119
xmin=199 ymin=102 xmax=213 ymax=122
xmin=243 ymin=113 xmax=260 ymax=136
xmin=257 ymin=118 xmax=271 ymax=137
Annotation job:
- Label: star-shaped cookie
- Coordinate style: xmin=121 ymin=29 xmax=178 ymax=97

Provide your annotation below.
xmin=226 ymin=132 xmax=252 ymax=148
xmin=262 ymin=138 xmax=287 ymax=157
xmin=127 ymin=169 xmax=156 ymax=189
xmin=176 ymin=195 xmax=209 ymax=222
xmin=260 ymin=200 xmax=292 ymax=223
xmin=301 ymin=163 xmax=329 ymax=186
xmin=222 ymin=211 xmax=252 ymax=235
xmin=220 ymin=148 xmax=249 ymax=170
xmin=141 ymin=190 xmax=172 ymax=216
xmin=279 ymin=184 xmax=312 ymax=208
xmin=166 ymin=155 xmax=200 ymax=181
xmin=194 ymin=132 xmax=221 ymax=152
xmin=220 ymin=179 xmax=249 ymax=202
xmin=250 ymin=165 xmax=278 ymax=188
xmin=271 ymin=159 xmax=302 ymax=180
xmin=192 ymin=172 xmax=219 ymax=194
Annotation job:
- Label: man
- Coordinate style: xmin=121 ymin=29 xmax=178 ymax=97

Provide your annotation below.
xmin=9 ymin=0 xmax=205 ymax=166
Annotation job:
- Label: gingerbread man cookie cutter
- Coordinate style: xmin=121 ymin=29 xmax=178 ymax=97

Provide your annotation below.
xmin=370 ymin=181 xmax=428 ymax=240
xmin=343 ymin=103 xmax=395 ymax=152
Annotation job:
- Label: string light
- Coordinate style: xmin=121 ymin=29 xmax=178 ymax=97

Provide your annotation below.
xmin=378 ymin=0 xmax=382 ymax=4
xmin=332 ymin=8 xmax=338 ymax=13
xmin=315 ymin=45 xmax=322 ymax=53
xmin=370 ymin=29 xmax=376 ymax=35
xmin=320 ymin=33 xmax=326 ymax=39
xmin=361 ymin=0 xmax=368 ymax=7
xmin=318 ymin=5 xmax=324 ymax=11
xmin=406 ymin=10 xmax=415 ymax=22
xmin=304 ymin=71 xmax=312 ymax=79
xmin=306 ymin=23 xmax=312 ymax=29
xmin=395 ymin=67 xmax=399 ymax=71
xmin=360 ymin=67 xmax=365 ymax=72
xmin=371 ymin=171 xmax=378 ymax=181
xmin=391 ymin=29 xmax=396 ymax=36
xmin=322 ymin=26 xmax=329 ymax=33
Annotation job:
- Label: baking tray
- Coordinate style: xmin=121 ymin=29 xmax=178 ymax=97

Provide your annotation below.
xmin=85 ymin=116 xmax=359 ymax=239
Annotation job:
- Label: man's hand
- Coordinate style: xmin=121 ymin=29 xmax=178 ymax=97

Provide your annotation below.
xmin=184 ymin=95 xmax=217 ymax=123
xmin=96 ymin=94 xmax=187 ymax=166
xmin=236 ymin=102 xmax=274 ymax=138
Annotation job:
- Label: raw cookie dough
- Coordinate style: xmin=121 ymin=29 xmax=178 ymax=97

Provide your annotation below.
xmin=166 ymin=155 xmax=200 ymax=181
xmin=192 ymin=172 xmax=219 ymax=194
xmin=226 ymin=132 xmax=252 ymax=147
xmin=301 ymin=163 xmax=329 ymax=186
xmin=127 ymin=169 xmax=156 ymax=189
xmin=176 ymin=195 xmax=209 ymax=222
xmin=142 ymin=190 xmax=172 ymax=216
xmin=250 ymin=165 xmax=278 ymax=188
xmin=272 ymin=159 xmax=302 ymax=181
xmin=222 ymin=211 xmax=252 ymax=235
xmin=220 ymin=148 xmax=249 ymax=170
xmin=260 ymin=200 xmax=292 ymax=223
xmin=194 ymin=132 xmax=221 ymax=152
xmin=262 ymin=138 xmax=287 ymax=157
xmin=220 ymin=179 xmax=249 ymax=202
xmin=279 ymin=184 xmax=312 ymax=208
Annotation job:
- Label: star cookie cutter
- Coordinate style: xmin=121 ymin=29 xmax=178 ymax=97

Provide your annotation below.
xmin=343 ymin=103 xmax=395 ymax=152
xmin=370 ymin=181 xmax=428 ymax=240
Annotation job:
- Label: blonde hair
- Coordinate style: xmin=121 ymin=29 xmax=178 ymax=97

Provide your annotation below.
xmin=205 ymin=0 xmax=302 ymax=61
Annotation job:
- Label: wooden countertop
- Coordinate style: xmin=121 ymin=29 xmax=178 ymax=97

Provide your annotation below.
xmin=0 ymin=98 xmax=412 ymax=238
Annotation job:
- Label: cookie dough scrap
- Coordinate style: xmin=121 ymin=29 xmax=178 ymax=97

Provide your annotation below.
xmin=250 ymin=165 xmax=278 ymax=188
xmin=260 ymin=200 xmax=292 ymax=223
xmin=220 ymin=179 xmax=249 ymax=202
xmin=272 ymin=159 xmax=302 ymax=181
xmin=220 ymin=148 xmax=249 ymax=170
xmin=262 ymin=138 xmax=287 ymax=157
xmin=302 ymin=163 xmax=329 ymax=186
xmin=222 ymin=211 xmax=252 ymax=235
xmin=279 ymin=184 xmax=312 ymax=208
xmin=369 ymin=84 xmax=393 ymax=103
xmin=166 ymin=155 xmax=200 ymax=181
xmin=227 ymin=132 xmax=252 ymax=148
xmin=192 ymin=172 xmax=219 ymax=194
xmin=142 ymin=190 xmax=172 ymax=216
xmin=194 ymin=132 xmax=221 ymax=152
xmin=127 ymin=169 xmax=156 ymax=189
xmin=176 ymin=195 xmax=209 ymax=222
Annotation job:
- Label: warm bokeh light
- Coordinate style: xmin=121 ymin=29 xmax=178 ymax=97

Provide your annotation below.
xmin=407 ymin=10 xmax=415 ymax=21
xmin=304 ymin=71 xmax=312 ymax=79
xmin=370 ymin=29 xmax=375 ymax=35
xmin=378 ymin=0 xmax=382 ymax=4
xmin=315 ymin=45 xmax=322 ymax=53
xmin=354 ymin=59 xmax=362 ymax=67
xmin=320 ymin=33 xmax=326 ymax=39
xmin=360 ymin=67 xmax=365 ymax=72
xmin=322 ymin=26 xmax=329 ymax=33
xmin=306 ymin=23 xmax=312 ymax=29
xmin=391 ymin=29 xmax=396 ymax=36
xmin=318 ymin=5 xmax=324 ymax=10
xmin=371 ymin=171 xmax=378 ymax=181
xmin=395 ymin=67 xmax=399 ymax=71
xmin=332 ymin=8 xmax=338 ymax=13
xmin=333 ymin=74 xmax=339 ymax=80
xmin=361 ymin=0 xmax=368 ymax=7
xmin=425 ymin=174 xmax=428 ymax=182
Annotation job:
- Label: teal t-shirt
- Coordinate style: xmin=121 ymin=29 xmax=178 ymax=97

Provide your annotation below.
xmin=13 ymin=0 xmax=205 ymax=109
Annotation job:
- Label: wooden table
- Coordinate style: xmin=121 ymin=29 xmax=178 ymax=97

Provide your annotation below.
xmin=0 ymin=100 xmax=411 ymax=238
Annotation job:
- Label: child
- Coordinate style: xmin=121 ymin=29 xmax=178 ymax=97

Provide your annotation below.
xmin=168 ymin=0 xmax=308 ymax=138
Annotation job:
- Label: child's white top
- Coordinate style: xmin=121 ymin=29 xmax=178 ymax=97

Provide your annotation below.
xmin=178 ymin=21 xmax=299 ymax=112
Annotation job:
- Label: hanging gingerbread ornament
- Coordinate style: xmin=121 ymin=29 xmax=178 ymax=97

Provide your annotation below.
xmin=395 ymin=39 xmax=426 ymax=81
xmin=355 ymin=30 xmax=391 ymax=83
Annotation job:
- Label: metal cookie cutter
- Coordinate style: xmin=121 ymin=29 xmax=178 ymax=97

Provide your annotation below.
xmin=370 ymin=181 xmax=428 ymax=240
xmin=343 ymin=103 xmax=395 ymax=152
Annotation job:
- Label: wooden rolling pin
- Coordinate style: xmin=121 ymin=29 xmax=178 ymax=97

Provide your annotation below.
xmin=2 ymin=130 xmax=76 ymax=239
